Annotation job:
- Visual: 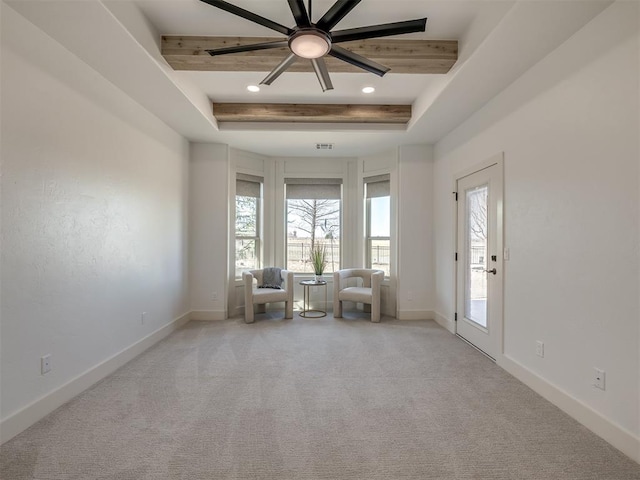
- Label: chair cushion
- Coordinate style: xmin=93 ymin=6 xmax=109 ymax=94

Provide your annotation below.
xmin=338 ymin=287 xmax=373 ymax=303
xmin=252 ymin=288 xmax=288 ymax=304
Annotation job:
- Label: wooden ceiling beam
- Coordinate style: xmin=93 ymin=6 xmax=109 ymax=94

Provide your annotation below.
xmin=163 ymin=36 xmax=457 ymax=74
xmin=212 ymin=103 xmax=412 ymax=124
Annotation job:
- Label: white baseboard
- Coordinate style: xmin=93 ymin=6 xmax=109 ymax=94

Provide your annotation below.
xmin=434 ymin=311 xmax=456 ymax=333
xmin=499 ymin=354 xmax=640 ymax=463
xmin=0 ymin=312 xmax=191 ymax=445
xmin=190 ymin=310 xmax=227 ymax=321
xmin=396 ymin=310 xmax=434 ymax=321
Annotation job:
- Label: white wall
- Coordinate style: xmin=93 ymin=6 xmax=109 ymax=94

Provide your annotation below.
xmin=1 ymin=3 xmax=190 ymax=441
xmin=433 ymin=1 xmax=639 ymax=458
xmin=189 ymin=143 xmax=229 ymax=320
xmin=397 ymin=145 xmax=435 ymax=320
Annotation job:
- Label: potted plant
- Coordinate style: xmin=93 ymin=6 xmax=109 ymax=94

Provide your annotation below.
xmin=309 ymin=244 xmax=328 ymax=282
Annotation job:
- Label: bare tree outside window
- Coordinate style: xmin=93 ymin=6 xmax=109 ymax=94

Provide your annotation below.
xmin=287 ymin=198 xmax=340 ymax=273
xmin=468 ymin=190 xmax=488 ymax=242
xmin=236 ymin=196 xmax=257 ymax=236
xmin=235 ymin=194 xmax=260 ymax=277
xmin=468 ymin=188 xmax=488 ymax=266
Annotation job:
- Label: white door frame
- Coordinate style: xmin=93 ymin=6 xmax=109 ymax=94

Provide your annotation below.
xmin=453 ymin=153 xmax=504 ymax=359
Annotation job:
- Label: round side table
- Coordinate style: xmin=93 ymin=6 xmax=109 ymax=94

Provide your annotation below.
xmin=299 ymin=280 xmax=327 ymax=318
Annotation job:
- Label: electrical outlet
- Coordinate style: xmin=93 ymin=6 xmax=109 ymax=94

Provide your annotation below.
xmin=535 ymin=341 xmax=544 ymax=358
xmin=212 ymin=291 xmax=218 ymax=301
xmin=141 ymin=312 xmax=147 ymax=325
xmin=41 ymin=354 xmax=52 ymax=375
xmin=407 ymin=290 xmax=414 ymax=301
xmin=593 ymin=368 xmax=606 ymax=390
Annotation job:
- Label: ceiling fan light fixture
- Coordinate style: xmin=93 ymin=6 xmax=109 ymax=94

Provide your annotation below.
xmin=289 ymin=29 xmax=331 ymax=59
xmin=198 ymin=0 xmax=429 ymax=91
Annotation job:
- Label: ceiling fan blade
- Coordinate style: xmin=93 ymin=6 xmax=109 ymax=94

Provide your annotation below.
xmin=260 ymin=53 xmax=299 ymax=85
xmin=206 ymin=40 xmax=289 ymax=56
xmin=316 ymin=0 xmax=362 ymax=32
xmin=329 ymin=45 xmax=390 ymax=77
xmin=288 ymin=0 xmax=311 ymax=27
xmin=311 ymin=58 xmax=334 ymax=92
xmin=199 ymin=0 xmax=293 ymax=36
xmin=331 ymin=18 xmax=427 ymax=44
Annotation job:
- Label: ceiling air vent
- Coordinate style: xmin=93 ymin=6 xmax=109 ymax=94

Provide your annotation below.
xmin=316 ymin=143 xmax=334 ymax=150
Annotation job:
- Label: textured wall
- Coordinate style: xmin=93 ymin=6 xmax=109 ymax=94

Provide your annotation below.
xmin=1 ymin=5 xmax=190 ymax=421
xmin=397 ymin=145 xmax=434 ymax=318
xmin=189 ymin=143 xmax=229 ymax=319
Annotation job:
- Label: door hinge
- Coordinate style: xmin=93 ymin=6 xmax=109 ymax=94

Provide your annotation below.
xmin=454 ymin=312 xmax=458 ymax=322
xmin=453 ymin=191 xmax=458 ymax=201
xmin=455 ymin=252 xmax=458 ymax=261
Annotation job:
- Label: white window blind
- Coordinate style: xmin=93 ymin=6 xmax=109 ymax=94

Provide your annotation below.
xmin=285 ymin=178 xmax=342 ymax=200
xmin=236 ymin=173 xmax=263 ymax=198
xmin=365 ymin=174 xmax=390 ymax=198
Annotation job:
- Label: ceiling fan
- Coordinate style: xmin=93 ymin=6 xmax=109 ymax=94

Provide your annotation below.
xmin=200 ymin=0 xmax=427 ymax=91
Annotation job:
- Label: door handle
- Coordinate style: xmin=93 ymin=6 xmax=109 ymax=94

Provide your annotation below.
xmin=484 ymin=268 xmax=497 ymax=275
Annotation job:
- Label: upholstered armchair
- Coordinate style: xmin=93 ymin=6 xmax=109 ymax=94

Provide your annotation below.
xmin=333 ymin=268 xmax=384 ymax=322
xmin=243 ymin=269 xmax=294 ymax=323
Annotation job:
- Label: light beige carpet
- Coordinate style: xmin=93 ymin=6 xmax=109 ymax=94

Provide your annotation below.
xmin=2 ymin=316 xmax=639 ymax=479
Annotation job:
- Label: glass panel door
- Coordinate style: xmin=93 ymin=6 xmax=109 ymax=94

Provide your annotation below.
xmin=456 ymin=158 xmax=503 ymax=360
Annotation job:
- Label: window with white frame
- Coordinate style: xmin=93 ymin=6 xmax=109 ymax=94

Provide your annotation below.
xmin=365 ymin=174 xmax=390 ymax=277
xmin=285 ymin=178 xmax=341 ymax=273
xmin=235 ymin=173 xmax=262 ymax=278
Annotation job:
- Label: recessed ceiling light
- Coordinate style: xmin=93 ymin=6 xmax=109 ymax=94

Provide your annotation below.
xmin=362 ymin=86 xmax=375 ymax=94
xmin=247 ymin=85 xmax=260 ymax=93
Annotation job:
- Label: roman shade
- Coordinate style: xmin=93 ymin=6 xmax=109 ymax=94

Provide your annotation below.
xmin=236 ymin=173 xmax=263 ymax=198
xmin=365 ymin=174 xmax=390 ymax=198
xmin=285 ymin=178 xmax=342 ymax=200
